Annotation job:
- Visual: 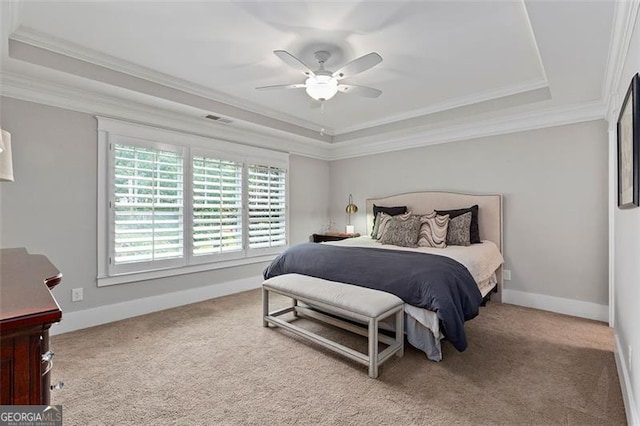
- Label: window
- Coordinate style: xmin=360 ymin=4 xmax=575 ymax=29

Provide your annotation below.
xmin=192 ymin=155 xmax=243 ymax=257
xmin=248 ymin=165 xmax=287 ymax=249
xmin=112 ymin=143 xmax=185 ymax=274
xmin=97 ymin=118 xmax=288 ymax=285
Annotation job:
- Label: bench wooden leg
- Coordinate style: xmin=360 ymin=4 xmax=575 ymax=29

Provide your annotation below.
xmin=395 ymin=308 xmax=404 ymax=357
xmin=368 ymin=317 xmax=379 ymax=378
xmin=262 ymin=287 xmax=269 ymax=327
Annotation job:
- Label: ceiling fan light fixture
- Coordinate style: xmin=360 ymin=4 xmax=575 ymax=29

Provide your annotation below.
xmin=257 ymin=49 xmax=382 ymax=102
xmin=305 ymin=75 xmax=338 ymax=101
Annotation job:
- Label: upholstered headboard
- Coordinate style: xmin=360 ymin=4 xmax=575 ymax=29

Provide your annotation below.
xmin=366 ymin=191 xmax=503 ymax=298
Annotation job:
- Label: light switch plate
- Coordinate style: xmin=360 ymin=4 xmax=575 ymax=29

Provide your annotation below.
xmin=503 ymin=269 xmax=512 ymax=280
xmin=71 ymin=288 xmax=83 ymax=302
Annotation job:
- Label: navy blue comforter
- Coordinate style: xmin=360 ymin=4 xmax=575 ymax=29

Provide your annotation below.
xmin=263 ymin=243 xmax=482 ymax=352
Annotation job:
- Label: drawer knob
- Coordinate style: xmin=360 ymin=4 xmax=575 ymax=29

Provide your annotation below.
xmin=41 ymin=350 xmax=55 ymax=363
xmin=50 ymin=381 xmax=64 ymax=391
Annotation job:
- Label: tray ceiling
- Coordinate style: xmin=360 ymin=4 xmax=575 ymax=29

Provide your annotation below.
xmin=0 ymin=1 xmax=617 ymax=151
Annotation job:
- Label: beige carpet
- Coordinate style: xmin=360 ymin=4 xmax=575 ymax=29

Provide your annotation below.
xmin=51 ymin=289 xmax=626 ymax=425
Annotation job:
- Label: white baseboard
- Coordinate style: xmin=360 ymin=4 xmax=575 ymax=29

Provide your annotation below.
xmin=50 ymin=275 xmax=263 ymax=335
xmin=502 ymin=289 xmax=609 ymax=322
xmin=614 ymin=332 xmax=639 ymax=426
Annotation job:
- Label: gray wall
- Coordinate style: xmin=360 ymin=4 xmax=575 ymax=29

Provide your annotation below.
xmin=289 ymin=154 xmax=330 ymax=243
xmin=613 ymin=9 xmax=640 ymax=416
xmin=329 ymin=120 xmax=609 ymax=305
xmin=0 ymin=97 xmax=329 ymax=313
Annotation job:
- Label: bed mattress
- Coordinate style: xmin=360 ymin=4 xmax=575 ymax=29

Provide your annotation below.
xmin=324 ymin=236 xmax=503 ymax=285
xmin=324 ymin=236 xmax=504 ymax=360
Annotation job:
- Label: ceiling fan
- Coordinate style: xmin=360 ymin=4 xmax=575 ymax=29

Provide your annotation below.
xmin=256 ymin=50 xmax=383 ymax=102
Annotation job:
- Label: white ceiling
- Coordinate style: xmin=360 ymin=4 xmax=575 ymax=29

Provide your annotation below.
xmin=0 ymin=1 xmax=619 ymax=153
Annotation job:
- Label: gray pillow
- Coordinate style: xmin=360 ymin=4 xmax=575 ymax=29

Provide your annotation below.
xmin=380 ymin=216 xmax=421 ymax=247
xmin=446 ymin=211 xmax=472 ymax=246
xmin=436 ymin=205 xmax=480 ymax=244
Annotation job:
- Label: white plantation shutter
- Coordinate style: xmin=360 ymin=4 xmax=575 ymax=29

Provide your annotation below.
xmin=192 ymin=155 xmax=243 ymax=257
xmin=112 ymin=143 xmax=184 ymax=269
xmin=99 ymin=118 xmax=289 ymax=284
xmin=248 ymin=165 xmax=287 ymax=249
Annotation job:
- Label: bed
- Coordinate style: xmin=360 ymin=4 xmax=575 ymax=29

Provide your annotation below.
xmin=265 ymin=191 xmax=504 ymax=361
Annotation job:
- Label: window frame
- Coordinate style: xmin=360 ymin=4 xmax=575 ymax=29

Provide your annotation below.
xmin=97 ymin=117 xmax=289 ymax=287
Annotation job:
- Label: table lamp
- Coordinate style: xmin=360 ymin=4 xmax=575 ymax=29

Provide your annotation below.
xmin=345 ymin=194 xmax=358 ymax=234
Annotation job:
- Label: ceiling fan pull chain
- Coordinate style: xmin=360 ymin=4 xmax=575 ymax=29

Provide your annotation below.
xmin=320 ymin=101 xmax=326 ymax=136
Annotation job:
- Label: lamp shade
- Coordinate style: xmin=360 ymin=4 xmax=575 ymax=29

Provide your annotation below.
xmin=345 ymin=194 xmax=358 ymax=230
xmin=345 ymin=194 xmax=358 ymax=214
xmin=0 ymin=129 xmax=14 ymax=182
xmin=305 ymin=75 xmax=339 ymax=101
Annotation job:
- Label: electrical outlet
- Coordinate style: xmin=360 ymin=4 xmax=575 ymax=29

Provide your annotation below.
xmin=71 ymin=288 xmax=83 ymax=302
xmin=503 ymin=269 xmax=512 ymax=281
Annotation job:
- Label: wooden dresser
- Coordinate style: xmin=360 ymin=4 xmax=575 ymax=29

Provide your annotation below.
xmin=0 ymin=248 xmax=63 ymax=405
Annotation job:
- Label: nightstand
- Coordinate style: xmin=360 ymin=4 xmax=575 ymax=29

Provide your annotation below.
xmin=311 ymin=233 xmax=361 ymax=243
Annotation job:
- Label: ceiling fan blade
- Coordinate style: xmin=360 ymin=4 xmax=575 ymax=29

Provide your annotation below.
xmin=273 ymin=50 xmax=316 ymax=77
xmin=337 ymin=84 xmax=382 ymax=98
xmin=332 ymin=52 xmax=382 ymax=80
xmin=256 ymin=83 xmax=306 ymax=91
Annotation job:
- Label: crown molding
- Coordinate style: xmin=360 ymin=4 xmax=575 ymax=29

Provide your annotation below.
xmin=328 ymin=101 xmax=606 ymax=160
xmin=336 ymin=78 xmax=549 ymax=135
xmin=1 ymin=70 xmax=606 ymax=162
xmin=334 ymin=85 xmax=551 ymax=144
xmin=8 ymin=36 xmax=332 ymax=143
xmin=9 ymin=25 xmax=553 ymax=139
xmin=0 ymin=71 xmax=332 ymax=160
xmin=9 ymin=26 xmax=332 ymax=136
xmin=603 ymin=0 xmax=640 ymax=124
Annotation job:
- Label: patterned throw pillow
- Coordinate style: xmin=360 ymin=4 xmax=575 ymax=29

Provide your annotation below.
xmin=417 ymin=212 xmax=449 ymax=248
xmin=371 ymin=205 xmax=408 ymax=235
xmin=446 ymin=211 xmax=472 ymax=246
xmin=435 ymin=205 xmax=480 ymax=244
xmin=376 ymin=212 xmax=411 ymax=240
xmin=371 ymin=212 xmax=381 ymax=238
xmin=374 ymin=213 xmax=390 ymax=239
xmin=380 ymin=216 xmax=421 ymax=247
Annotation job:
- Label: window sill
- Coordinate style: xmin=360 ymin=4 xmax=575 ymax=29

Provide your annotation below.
xmin=97 ymin=254 xmax=279 ymax=287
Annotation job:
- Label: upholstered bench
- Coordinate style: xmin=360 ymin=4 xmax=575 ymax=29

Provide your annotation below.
xmin=262 ymin=273 xmax=404 ymax=378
